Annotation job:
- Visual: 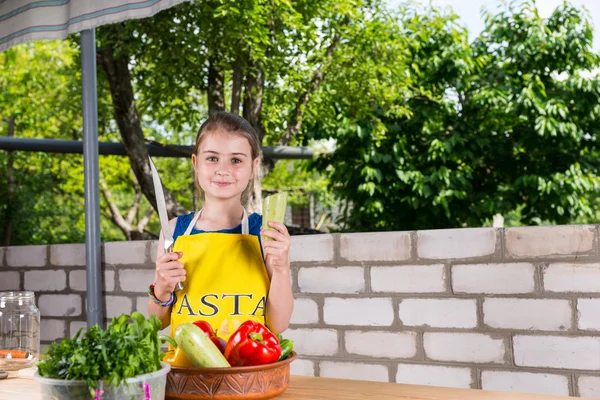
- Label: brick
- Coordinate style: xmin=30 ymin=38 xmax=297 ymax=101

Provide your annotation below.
xmin=284 ymin=329 xmax=338 ymax=356
xmin=70 ymin=321 xmax=88 ymax=337
xmin=0 ymin=271 xmax=20 ymax=291
xmin=136 ymin=296 xmax=151 ymax=318
xmin=418 ymin=228 xmax=495 ymax=260
xmin=452 ymin=263 xmax=535 ymax=294
xmin=514 ymin=335 xmax=600 ymax=370
xmin=578 ymin=376 xmax=600 ymax=398
xmin=371 ymin=265 xmax=445 ymax=293
xmin=324 ymin=298 xmax=394 ymax=326
xmin=399 ymin=299 xmax=477 ymax=329
xmin=481 ymin=371 xmax=569 ymax=396
xmin=506 ymin=225 xmax=595 ymax=258
xmin=544 ymin=263 xmax=600 ymax=293
xmin=105 ymin=296 xmax=133 ymax=319
xmin=39 ymin=294 xmax=82 ymax=317
xmin=7 ymin=245 xmax=46 ymax=267
xmin=69 ymin=270 xmax=115 ymax=292
xmin=345 ymin=331 xmax=417 ymax=359
xmin=24 ymin=270 xmax=66 ymax=291
xmin=424 ymin=333 xmax=505 ymax=364
xmin=41 ymin=319 xmax=66 ymax=342
xmin=484 ymin=299 xmax=571 ymax=331
xmin=290 ymin=234 xmax=334 ymax=263
xmin=50 ymin=244 xmax=85 ymax=266
xmin=320 ymin=361 xmax=389 ymax=382
xmin=340 ymin=232 xmax=410 ymax=262
xmin=578 ymin=299 xmax=600 ymax=331
xmin=298 ymin=267 xmax=364 ymax=294
xmin=104 ymin=241 xmax=147 ymax=265
xmin=396 ymin=364 xmax=472 ymax=389
xmin=290 ymin=359 xmax=315 ymax=377
xmin=290 ymin=298 xmax=319 ymax=325
xmin=119 ymin=269 xmax=155 ymax=292
xmin=149 ymin=240 xmax=159 ymax=263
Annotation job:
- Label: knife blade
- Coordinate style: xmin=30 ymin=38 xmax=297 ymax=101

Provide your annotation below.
xmin=149 ymin=156 xmax=183 ymax=292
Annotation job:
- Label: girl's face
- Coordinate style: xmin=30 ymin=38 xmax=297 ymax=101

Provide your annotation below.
xmin=192 ymin=130 xmax=258 ymax=203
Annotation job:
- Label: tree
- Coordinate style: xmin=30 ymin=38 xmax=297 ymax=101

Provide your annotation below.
xmin=309 ymin=1 xmax=600 ymax=231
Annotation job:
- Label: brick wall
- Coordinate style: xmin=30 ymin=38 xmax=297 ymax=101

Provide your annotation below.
xmin=2 ymin=225 xmax=600 ymax=397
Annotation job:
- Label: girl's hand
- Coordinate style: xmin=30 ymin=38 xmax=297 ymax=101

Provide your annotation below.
xmin=261 ymin=222 xmax=291 ymax=273
xmin=154 ymin=251 xmax=185 ymax=300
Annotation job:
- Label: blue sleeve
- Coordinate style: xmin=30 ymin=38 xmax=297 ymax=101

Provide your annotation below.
xmin=249 ymin=213 xmax=265 ymax=260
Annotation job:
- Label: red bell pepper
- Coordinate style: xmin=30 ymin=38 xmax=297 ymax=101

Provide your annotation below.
xmin=192 ymin=320 xmax=227 ymax=354
xmin=224 ymin=321 xmax=281 ymax=366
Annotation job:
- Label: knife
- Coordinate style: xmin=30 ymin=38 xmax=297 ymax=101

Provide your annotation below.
xmin=149 ymin=156 xmax=183 ymax=292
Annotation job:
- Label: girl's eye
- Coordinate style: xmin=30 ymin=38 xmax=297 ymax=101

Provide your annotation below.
xmin=232 ymin=158 xmax=242 ymax=164
xmin=206 ymin=156 xmax=218 ymax=162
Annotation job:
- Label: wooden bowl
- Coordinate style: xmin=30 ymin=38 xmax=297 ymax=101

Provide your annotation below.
xmin=165 ymin=352 xmax=297 ymax=400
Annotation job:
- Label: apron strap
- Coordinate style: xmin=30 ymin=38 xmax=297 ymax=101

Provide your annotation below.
xmin=183 ymin=208 xmax=249 ymax=236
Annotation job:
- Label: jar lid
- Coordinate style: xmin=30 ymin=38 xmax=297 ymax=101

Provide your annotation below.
xmin=0 ymin=291 xmax=35 ymax=303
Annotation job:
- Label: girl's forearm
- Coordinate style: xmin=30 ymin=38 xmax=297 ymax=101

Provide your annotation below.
xmin=147 ymin=299 xmax=172 ymax=330
xmin=266 ymin=268 xmax=294 ymax=333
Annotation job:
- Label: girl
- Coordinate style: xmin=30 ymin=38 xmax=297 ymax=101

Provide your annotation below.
xmin=147 ymin=112 xmax=293 ymax=339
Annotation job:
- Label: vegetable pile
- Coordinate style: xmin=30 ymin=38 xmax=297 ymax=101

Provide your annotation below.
xmin=166 ymin=320 xmax=294 ymax=368
xmin=37 ymin=313 xmax=170 ymax=394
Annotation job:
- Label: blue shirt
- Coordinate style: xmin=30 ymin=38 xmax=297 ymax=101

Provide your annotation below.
xmin=172 ymin=211 xmax=263 ymax=245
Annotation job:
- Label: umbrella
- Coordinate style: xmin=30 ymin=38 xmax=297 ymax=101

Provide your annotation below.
xmin=1 ymin=0 xmax=190 ymax=327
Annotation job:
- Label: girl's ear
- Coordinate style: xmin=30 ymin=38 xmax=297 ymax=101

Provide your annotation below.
xmin=252 ymin=157 xmax=260 ymax=176
xmin=191 ymin=154 xmax=198 ymax=172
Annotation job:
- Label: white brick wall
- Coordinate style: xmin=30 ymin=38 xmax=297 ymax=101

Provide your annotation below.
xmin=544 ymin=264 xmax=600 ymax=293
xmin=285 ymin=329 xmax=338 ymax=356
xmin=39 ymin=294 xmax=82 ymax=317
xmin=7 ymin=245 xmax=46 ymax=267
xmin=69 ymin=270 xmax=116 ymax=292
xmin=483 ymin=299 xmax=571 ymax=331
xmin=481 ymin=371 xmax=570 ymax=396
xmin=418 ymin=228 xmax=496 ymax=260
xmin=371 ymin=265 xmax=445 ymax=293
xmin=578 ymin=299 xmax=600 ymax=331
xmin=50 ymin=244 xmax=85 ymax=266
xmin=452 ymin=263 xmax=535 ymax=294
xmin=40 ymin=319 xmax=66 ymax=342
xmin=399 ymin=299 xmax=477 ymax=329
xmin=70 ymin=321 xmax=87 ymax=337
xmin=0 ymin=271 xmax=19 ymax=291
xmin=290 ymin=359 xmax=315 ymax=376
xmin=104 ymin=295 xmax=133 ymax=319
xmin=514 ymin=336 xmax=600 ymax=370
xmin=298 ymin=267 xmax=364 ymax=294
xmin=345 ymin=331 xmax=417 ymax=359
xmin=324 ymin=298 xmax=394 ymax=326
xmin=424 ymin=333 xmax=505 ymax=364
xmin=104 ymin=241 xmax=146 ymax=265
xmin=290 ymin=235 xmax=334 ymax=263
xmin=578 ymin=376 xmax=600 ymax=398
xmin=290 ymin=298 xmax=319 ymax=325
xmin=340 ymin=232 xmax=410 ymax=262
xmin=119 ymin=269 xmax=155 ymax=292
xmin=506 ymin=226 xmax=595 ymax=258
xmin=320 ymin=361 xmax=389 ymax=382
xmin=24 ymin=270 xmax=66 ymax=291
xmin=396 ymin=364 xmax=472 ymax=389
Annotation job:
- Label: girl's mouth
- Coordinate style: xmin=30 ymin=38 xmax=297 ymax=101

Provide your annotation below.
xmin=213 ymin=181 xmax=233 ymax=188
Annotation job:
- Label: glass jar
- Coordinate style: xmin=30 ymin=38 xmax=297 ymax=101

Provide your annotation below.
xmin=0 ymin=291 xmax=40 ymax=370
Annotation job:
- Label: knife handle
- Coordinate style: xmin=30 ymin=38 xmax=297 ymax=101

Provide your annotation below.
xmin=166 ymin=243 xmax=184 ymax=292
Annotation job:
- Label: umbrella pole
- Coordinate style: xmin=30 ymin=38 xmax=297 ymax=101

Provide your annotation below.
xmin=81 ymin=28 xmax=103 ymax=328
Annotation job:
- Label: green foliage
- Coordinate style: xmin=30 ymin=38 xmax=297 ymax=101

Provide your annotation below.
xmin=310 ymin=0 xmax=600 ymax=231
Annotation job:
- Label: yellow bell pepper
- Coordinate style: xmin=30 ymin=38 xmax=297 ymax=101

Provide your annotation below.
xmin=163 ymin=347 xmax=195 ymax=368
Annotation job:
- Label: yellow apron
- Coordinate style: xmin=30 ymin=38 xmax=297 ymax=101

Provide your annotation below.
xmin=169 ymin=209 xmax=270 ymax=342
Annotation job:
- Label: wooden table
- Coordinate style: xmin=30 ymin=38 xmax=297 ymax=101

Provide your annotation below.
xmin=0 ymin=373 xmax=589 ymax=400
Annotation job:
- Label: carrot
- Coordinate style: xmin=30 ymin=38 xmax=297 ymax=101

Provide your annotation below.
xmin=0 ymin=349 xmax=29 ymax=358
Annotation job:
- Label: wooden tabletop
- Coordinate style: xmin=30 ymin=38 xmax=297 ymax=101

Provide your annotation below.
xmin=0 ymin=373 xmax=589 ymax=400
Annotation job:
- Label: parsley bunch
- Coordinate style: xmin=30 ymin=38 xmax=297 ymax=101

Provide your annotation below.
xmin=37 ymin=312 xmax=168 ymax=395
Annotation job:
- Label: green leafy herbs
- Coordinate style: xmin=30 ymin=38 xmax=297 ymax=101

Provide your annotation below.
xmin=37 ymin=313 xmax=167 ymax=393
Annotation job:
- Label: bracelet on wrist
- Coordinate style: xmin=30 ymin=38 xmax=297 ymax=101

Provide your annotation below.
xmin=148 ymin=284 xmax=176 ymax=307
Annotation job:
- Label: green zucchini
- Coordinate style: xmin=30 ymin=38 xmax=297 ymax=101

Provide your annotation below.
xmin=262 ymin=193 xmax=288 ymax=240
xmin=175 ymin=323 xmax=231 ymax=368
xmin=278 ymin=339 xmax=294 ymax=361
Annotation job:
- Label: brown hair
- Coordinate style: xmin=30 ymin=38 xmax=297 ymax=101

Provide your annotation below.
xmin=193 ymin=112 xmax=262 ymax=207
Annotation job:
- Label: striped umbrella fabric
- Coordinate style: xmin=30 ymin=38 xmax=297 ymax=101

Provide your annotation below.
xmin=0 ymin=0 xmax=189 ymax=52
